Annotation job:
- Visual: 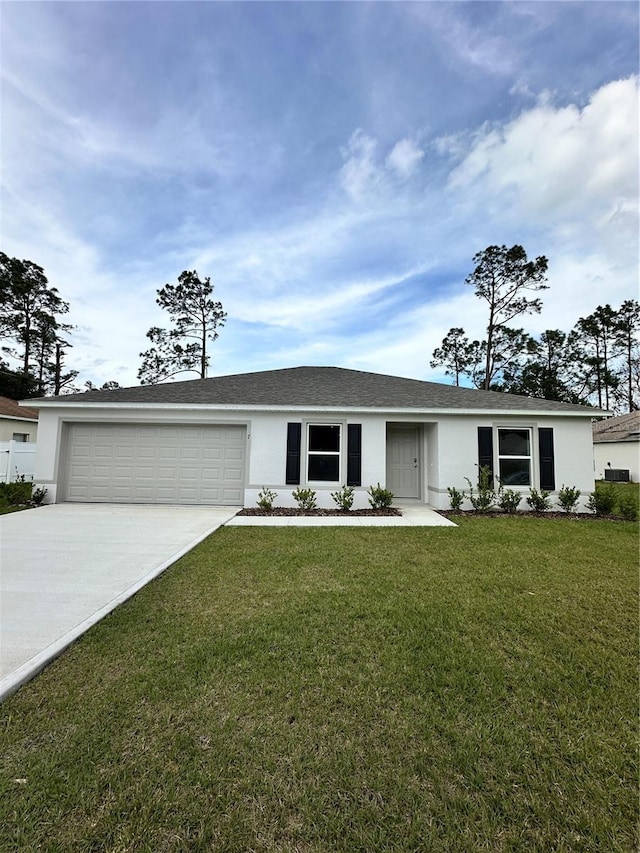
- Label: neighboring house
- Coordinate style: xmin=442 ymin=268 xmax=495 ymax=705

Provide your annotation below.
xmin=28 ymin=366 xmax=604 ymax=510
xmin=0 ymin=396 xmax=38 ymax=442
xmin=593 ymin=411 xmax=640 ymax=483
xmin=0 ymin=396 xmax=39 ymax=482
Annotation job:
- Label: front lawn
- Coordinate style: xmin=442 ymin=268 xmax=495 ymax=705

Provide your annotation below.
xmin=1 ymin=518 xmax=637 ymax=852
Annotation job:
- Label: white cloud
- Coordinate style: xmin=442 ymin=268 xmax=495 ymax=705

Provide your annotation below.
xmin=448 ymin=77 xmax=638 ymax=237
xmin=386 ymin=138 xmax=424 ymax=179
xmin=339 ymin=129 xmax=383 ymax=202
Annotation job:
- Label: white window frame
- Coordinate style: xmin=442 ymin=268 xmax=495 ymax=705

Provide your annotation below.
xmin=306 ymin=422 xmax=342 ymax=484
xmin=497 ymin=426 xmax=533 ymax=487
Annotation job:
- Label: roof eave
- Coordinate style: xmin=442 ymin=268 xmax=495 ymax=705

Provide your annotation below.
xmin=31 ymin=400 xmax=603 ymax=418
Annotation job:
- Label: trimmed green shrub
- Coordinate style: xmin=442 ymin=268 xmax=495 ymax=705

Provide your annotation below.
xmin=447 ymin=486 xmax=466 ymax=511
xmin=465 ymin=466 xmax=496 ymax=513
xmin=0 ymin=480 xmax=32 ymax=506
xmin=257 ymin=487 xmax=277 ymax=511
xmin=587 ymin=485 xmax=617 ymax=516
xmin=331 ymin=485 xmax=354 ymax=511
xmin=292 ymin=487 xmax=317 ymax=511
xmin=617 ymin=492 xmax=639 ymax=522
xmin=557 ymin=485 xmax=581 ymax=513
xmin=527 ymin=488 xmax=552 ymax=512
xmin=368 ymin=483 xmax=394 ymax=509
xmin=497 ymin=488 xmax=522 ymax=513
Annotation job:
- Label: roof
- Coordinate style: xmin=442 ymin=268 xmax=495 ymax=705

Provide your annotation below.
xmin=592 ymin=410 xmax=640 ymax=443
xmin=31 ymin=367 xmax=602 ymax=415
xmin=0 ymin=396 xmax=39 ymax=421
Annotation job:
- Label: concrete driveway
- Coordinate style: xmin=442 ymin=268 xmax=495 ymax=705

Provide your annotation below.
xmin=0 ymin=503 xmax=238 ymax=701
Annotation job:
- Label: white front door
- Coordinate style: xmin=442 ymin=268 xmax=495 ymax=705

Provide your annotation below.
xmin=386 ymin=425 xmax=420 ymax=499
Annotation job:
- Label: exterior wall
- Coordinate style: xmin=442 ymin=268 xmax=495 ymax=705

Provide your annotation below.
xmin=245 ymin=411 xmax=386 ymax=509
xmin=430 ymin=414 xmax=596 ymax=511
xmin=0 ymin=418 xmax=38 ymax=443
xmin=593 ymin=442 xmax=639 ymax=482
xmin=34 ymin=404 xmax=597 ymax=511
xmin=34 ymin=406 xmax=254 ymax=504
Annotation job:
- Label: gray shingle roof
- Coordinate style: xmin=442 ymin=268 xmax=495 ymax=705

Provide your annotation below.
xmin=592 ymin=410 xmax=640 ymax=442
xmin=35 ymin=367 xmax=601 ymax=414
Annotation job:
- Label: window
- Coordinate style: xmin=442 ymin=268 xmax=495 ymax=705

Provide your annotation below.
xmin=497 ymin=428 xmax=531 ymax=486
xmin=307 ymin=424 xmax=341 ymax=482
xmin=12 ymin=433 xmax=28 ymax=443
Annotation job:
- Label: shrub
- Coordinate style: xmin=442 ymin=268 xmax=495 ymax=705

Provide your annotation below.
xmin=557 ymin=485 xmax=581 ymax=513
xmin=617 ymin=492 xmax=639 ymax=522
xmin=256 ymin=487 xmax=277 ymax=511
xmin=31 ymin=486 xmax=48 ymax=507
xmin=331 ymin=485 xmax=354 ymax=511
xmin=587 ymin=485 xmax=617 ymax=516
xmin=465 ymin=466 xmax=496 ymax=513
xmin=368 ymin=483 xmax=394 ymax=509
xmin=292 ymin=487 xmax=317 ymax=511
xmin=497 ymin=488 xmax=522 ymax=513
xmin=0 ymin=480 xmax=32 ymax=506
xmin=527 ymin=488 xmax=552 ymax=512
xmin=447 ymin=486 xmax=466 ymax=511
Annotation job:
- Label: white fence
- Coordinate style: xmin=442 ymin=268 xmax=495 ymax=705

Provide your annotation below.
xmin=0 ymin=441 xmax=37 ymax=483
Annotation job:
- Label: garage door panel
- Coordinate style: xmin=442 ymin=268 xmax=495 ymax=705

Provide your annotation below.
xmin=64 ymin=424 xmax=246 ymax=505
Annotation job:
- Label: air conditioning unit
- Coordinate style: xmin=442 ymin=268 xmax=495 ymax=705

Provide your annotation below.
xmin=604 ymin=469 xmax=630 ymax=482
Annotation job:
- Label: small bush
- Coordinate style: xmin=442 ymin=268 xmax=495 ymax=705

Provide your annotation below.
xmin=331 ymin=485 xmax=354 ymax=511
xmin=587 ymin=485 xmax=617 ymax=516
xmin=557 ymin=485 xmax=581 ymax=513
xmin=465 ymin=466 xmax=496 ymax=513
xmin=256 ymin=487 xmax=277 ymax=511
xmin=31 ymin=486 xmax=48 ymax=507
xmin=368 ymin=483 xmax=394 ymax=509
xmin=617 ymin=492 xmax=638 ymax=522
xmin=0 ymin=480 xmax=32 ymax=506
xmin=447 ymin=486 xmax=466 ymax=511
xmin=527 ymin=488 xmax=552 ymax=512
xmin=497 ymin=488 xmax=522 ymax=513
xmin=292 ymin=487 xmax=317 ymax=511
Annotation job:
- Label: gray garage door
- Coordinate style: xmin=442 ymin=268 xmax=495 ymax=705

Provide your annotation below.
xmin=63 ymin=423 xmax=246 ymax=505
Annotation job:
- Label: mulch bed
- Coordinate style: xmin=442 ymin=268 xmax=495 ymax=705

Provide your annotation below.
xmin=237 ymin=507 xmax=401 ymax=517
xmin=439 ymin=510 xmax=632 ymax=522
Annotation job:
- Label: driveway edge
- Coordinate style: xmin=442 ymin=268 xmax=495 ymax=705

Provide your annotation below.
xmin=0 ymin=513 xmax=235 ymax=703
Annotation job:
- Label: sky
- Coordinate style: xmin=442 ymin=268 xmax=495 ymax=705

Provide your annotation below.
xmin=1 ymin=0 xmax=638 ymax=390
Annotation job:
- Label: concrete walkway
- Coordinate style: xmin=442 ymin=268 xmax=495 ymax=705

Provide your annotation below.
xmin=0 ymin=504 xmax=238 ymax=701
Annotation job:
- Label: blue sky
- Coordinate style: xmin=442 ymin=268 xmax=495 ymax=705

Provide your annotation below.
xmin=1 ymin=1 xmax=638 ymax=388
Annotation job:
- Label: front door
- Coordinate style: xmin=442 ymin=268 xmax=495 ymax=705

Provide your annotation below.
xmin=386 ymin=425 xmax=420 ymax=499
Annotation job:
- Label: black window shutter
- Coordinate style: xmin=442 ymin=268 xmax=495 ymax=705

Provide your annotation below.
xmin=477 ymin=427 xmax=494 ymax=479
xmin=285 ymin=423 xmax=302 ymax=485
xmin=538 ymin=427 xmax=555 ymax=491
xmin=346 ymin=424 xmax=362 ymax=487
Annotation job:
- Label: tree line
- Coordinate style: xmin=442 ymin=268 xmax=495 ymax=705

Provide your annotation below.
xmin=0 ymin=252 xmax=225 ymax=397
xmin=1 ymin=247 xmax=637 ymax=411
xmin=430 ymin=245 xmax=639 ymax=413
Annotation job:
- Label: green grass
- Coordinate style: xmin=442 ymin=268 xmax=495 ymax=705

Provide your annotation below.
xmin=0 ymin=504 xmax=26 ymax=515
xmin=1 ymin=518 xmax=637 ymax=852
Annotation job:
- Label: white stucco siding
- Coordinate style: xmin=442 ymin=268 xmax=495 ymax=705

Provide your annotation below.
xmin=430 ymin=414 xmax=596 ymax=510
xmin=593 ymin=442 xmax=639 ymax=482
xmin=246 ymin=412 xmax=386 ymax=509
xmin=552 ymin=417 xmax=597 ymax=496
xmin=34 ymin=403 xmax=597 ymax=510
